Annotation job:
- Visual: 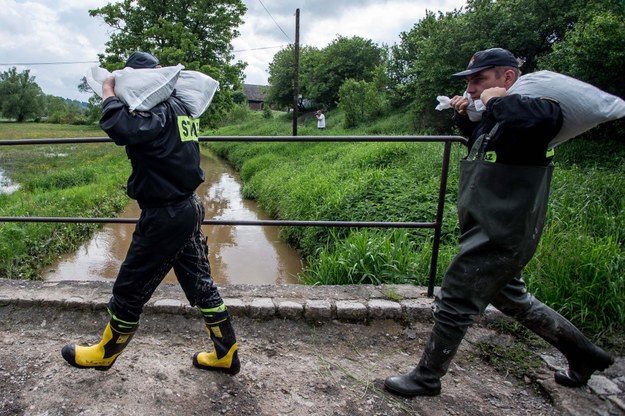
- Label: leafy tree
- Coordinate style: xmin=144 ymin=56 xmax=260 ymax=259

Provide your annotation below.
xmin=266 ymin=46 xmax=296 ymax=110
xmin=338 ymin=79 xmax=389 ymax=128
xmin=539 ymin=9 xmax=625 ymax=141
xmin=266 ymin=45 xmax=320 ymax=111
xmin=0 ymin=67 xmax=45 ymax=122
xmin=539 ymin=10 xmax=625 ymax=98
xmin=89 ymin=0 xmax=247 ymax=128
xmin=392 ymin=0 xmax=620 ymax=134
xmin=302 ymin=36 xmax=383 ymax=108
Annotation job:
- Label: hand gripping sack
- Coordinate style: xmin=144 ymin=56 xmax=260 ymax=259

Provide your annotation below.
xmin=507 ymin=71 xmax=625 ymax=148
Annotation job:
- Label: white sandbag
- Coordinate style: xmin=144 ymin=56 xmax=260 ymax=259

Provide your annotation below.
xmin=85 ymin=66 xmax=111 ymax=98
xmin=113 ymin=65 xmax=184 ymax=111
xmin=174 ymin=71 xmax=220 ymax=118
xmin=507 ymin=70 xmax=625 ymax=148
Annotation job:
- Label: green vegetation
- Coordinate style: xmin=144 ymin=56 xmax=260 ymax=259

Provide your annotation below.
xmin=0 ymin=122 xmax=129 ymax=279
xmin=205 ymin=108 xmax=625 ymax=344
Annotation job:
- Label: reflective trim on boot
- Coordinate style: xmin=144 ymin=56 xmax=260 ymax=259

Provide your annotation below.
xmin=194 ymin=305 xmax=240 ymax=375
xmin=384 ymin=368 xmax=441 ymax=397
xmin=554 ymin=346 xmax=614 ymax=387
xmin=61 ymin=315 xmax=138 ymax=371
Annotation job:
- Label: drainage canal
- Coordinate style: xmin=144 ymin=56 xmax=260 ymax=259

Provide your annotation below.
xmin=45 ymin=151 xmax=303 ymax=285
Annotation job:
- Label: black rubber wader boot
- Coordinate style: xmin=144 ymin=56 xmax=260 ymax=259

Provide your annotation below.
xmin=61 ymin=314 xmax=138 ymax=371
xmin=193 ymin=305 xmax=240 ymax=375
xmin=384 ymin=332 xmax=459 ymax=397
xmin=493 ymin=292 xmax=614 ymax=387
xmin=386 ymin=160 xmax=557 ymax=398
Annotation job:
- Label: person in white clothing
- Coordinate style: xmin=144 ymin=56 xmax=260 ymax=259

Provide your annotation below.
xmin=315 ymin=110 xmax=325 ymax=129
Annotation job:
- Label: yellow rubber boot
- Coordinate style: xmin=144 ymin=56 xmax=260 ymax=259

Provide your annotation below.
xmin=61 ymin=313 xmax=138 ymax=371
xmin=193 ymin=305 xmax=240 ymax=375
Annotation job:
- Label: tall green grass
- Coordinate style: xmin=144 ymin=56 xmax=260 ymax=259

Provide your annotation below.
xmin=206 ymin=109 xmax=625 ymax=342
xmin=0 ymin=122 xmax=130 ymax=279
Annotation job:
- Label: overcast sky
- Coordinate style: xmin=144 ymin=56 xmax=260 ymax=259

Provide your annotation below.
xmin=0 ymin=0 xmax=466 ymax=102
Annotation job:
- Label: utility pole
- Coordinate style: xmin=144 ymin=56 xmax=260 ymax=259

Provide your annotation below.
xmin=292 ymin=8 xmax=300 ymax=136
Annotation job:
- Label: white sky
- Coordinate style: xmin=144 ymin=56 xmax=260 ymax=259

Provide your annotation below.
xmin=0 ymin=0 xmax=466 ymax=102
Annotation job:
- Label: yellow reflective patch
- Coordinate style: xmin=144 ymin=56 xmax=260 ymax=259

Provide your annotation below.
xmin=116 ymin=335 xmax=129 ymax=344
xmin=484 ymin=151 xmax=497 ymax=163
xmin=546 ymin=148 xmax=555 ymax=158
xmin=177 ymin=116 xmax=200 ymax=142
xmin=210 ymin=326 xmax=223 ymax=338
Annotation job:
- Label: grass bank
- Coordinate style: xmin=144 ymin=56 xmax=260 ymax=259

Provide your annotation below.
xmin=0 ymin=122 xmax=130 ymax=279
xmin=206 ymin=108 xmax=625 ymax=346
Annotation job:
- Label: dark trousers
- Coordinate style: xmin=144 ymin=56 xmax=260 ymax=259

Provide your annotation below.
xmin=109 ymin=194 xmax=223 ymax=321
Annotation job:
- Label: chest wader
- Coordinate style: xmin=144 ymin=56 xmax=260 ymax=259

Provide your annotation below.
xmin=386 ymin=159 xmax=554 ymax=397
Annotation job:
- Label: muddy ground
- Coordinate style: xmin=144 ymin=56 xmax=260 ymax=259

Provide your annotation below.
xmin=1 ymin=300 xmax=623 ymax=416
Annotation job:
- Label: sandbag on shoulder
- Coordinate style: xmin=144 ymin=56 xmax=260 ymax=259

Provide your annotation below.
xmin=86 ymin=65 xmax=183 ymax=111
xmin=507 ymin=70 xmax=625 ymax=148
xmin=174 ymin=71 xmax=220 ymax=118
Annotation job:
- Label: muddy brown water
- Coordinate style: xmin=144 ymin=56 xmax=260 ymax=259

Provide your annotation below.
xmin=44 ymin=150 xmax=303 ymax=285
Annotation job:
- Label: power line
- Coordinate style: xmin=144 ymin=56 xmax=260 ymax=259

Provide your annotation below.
xmin=256 ymin=0 xmax=291 ymax=42
xmin=1 ymin=45 xmax=287 ymax=67
xmin=234 ymin=45 xmax=286 ymax=53
xmin=0 ymin=61 xmax=98 ymax=66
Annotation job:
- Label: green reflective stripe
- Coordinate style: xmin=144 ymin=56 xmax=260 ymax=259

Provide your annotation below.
xmin=177 ymin=116 xmax=200 ymax=142
xmin=107 ymin=308 xmax=138 ymax=326
xmin=198 ymin=304 xmax=227 ymax=314
xmin=484 ymin=151 xmax=497 ymax=163
xmin=546 ymin=148 xmax=555 ymax=158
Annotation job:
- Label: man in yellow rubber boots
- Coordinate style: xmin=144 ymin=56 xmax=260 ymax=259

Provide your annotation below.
xmin=61 ymin=52 xmax=239 ymax=375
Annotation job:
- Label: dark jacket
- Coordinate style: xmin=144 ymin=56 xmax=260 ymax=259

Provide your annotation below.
xmin=454 ymin=94 xmax=563 ymax=165
xmin=100 ymin=94 xmax=204 ymax=206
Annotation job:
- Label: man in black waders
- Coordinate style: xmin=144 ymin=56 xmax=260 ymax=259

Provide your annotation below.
xmin=61 ymin=52 xmax=240 ymax=375
xmin=384 ymin=48 xmax=614 ymax=397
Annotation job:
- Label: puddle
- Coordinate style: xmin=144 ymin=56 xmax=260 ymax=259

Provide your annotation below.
xmin=0 ymin=168 xmax=20 ymax=194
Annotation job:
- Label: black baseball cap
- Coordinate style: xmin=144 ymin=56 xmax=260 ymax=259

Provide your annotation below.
xmin=452 ymin=48 xmax=518 ymax=77
xmin=124 ymin=52 xmax=160 ymax=69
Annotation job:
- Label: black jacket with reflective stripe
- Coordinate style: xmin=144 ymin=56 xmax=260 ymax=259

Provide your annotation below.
xmin=100 ymin=94 xmax=204 ymax=205
xmin=454 ymin=94 xmax=563 ymax=166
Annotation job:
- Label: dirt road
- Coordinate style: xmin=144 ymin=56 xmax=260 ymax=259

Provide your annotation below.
xmin=0 ymin=280 xmax=623 ymax=416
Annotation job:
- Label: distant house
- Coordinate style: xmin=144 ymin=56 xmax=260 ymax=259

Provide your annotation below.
xmin=243 ymin=84 xmax=268 ymax=111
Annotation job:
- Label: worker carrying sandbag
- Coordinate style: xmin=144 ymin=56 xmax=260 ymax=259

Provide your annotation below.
xmin=437 ymin=66 xmax=625 ymax=149
xmin=387 ymin=47 xmax=621 ymax=399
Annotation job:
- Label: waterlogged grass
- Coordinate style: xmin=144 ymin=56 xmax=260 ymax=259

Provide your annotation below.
xmin=0 ymin=122 xmax=130 ymax=279
xmin=207 ymin=110 xmax=625 ymax=342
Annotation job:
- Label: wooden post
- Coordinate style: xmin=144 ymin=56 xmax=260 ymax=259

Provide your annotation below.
xmin=292 ymin=8 xmax=300 ymax=136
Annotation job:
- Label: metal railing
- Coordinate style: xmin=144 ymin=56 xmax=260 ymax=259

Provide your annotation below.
xmin=0 ymin=135 xmax=467 ymax=296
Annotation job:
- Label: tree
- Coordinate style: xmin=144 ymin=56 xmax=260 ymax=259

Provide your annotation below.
xmin=266 ymin=46 xmax=296 ymax=110
xmin=89 ymin=0 xmax=247 ymax=128
xmin=266 ymin=45 xmax=320 ymax=110
xmin=539 ymin=8 xmax=625 ymax=141
xmin=302 ymin=36 xmax=383 ymax=108
xmin=338 ymin=79 xmax=389 ymax=128
xmin=0 ymin=67 xmax=45 ymax=122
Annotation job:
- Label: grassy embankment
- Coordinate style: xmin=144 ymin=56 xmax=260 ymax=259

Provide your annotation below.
xmin=0 ymin=122 xmax=130 ymax=279
xmin=207 ymin=108 xmax=625 ymax=347
xmin=0 ymin=112 xmax=623 ymax=346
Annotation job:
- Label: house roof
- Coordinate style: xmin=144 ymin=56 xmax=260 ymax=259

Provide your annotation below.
xmin=243 ymin=84 xmax=268 ymax=102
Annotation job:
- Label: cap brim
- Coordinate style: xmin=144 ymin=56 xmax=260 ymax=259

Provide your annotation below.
xmin=451 ymin=65 xmax=494 ymax=77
